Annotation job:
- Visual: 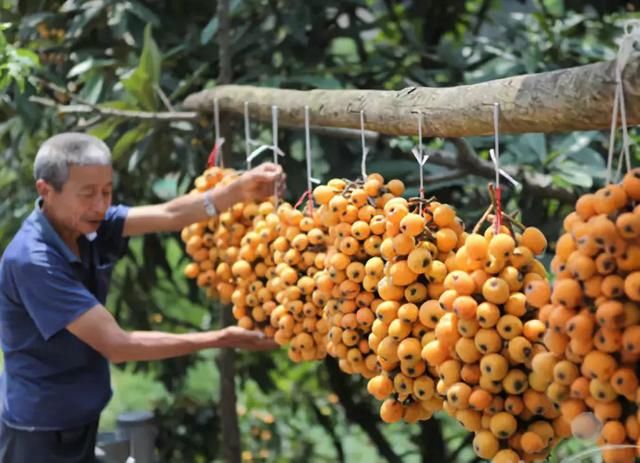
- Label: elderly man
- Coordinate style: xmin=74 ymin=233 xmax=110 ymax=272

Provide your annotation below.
xmin=0 ymin=132 xmax=283 ymax=462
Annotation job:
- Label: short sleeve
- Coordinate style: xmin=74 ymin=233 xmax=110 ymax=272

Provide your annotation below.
xmin=98 ymin=205 xmax=130 ymax=261
xmin=12 ymin=252 xmax=99 ymax=340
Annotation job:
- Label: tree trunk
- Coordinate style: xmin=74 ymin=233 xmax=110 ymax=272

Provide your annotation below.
xmin=183 ymin=56 xmax=640 ymax=137
xmin=214 ymin=1 xmax=241 ymax=462
xmin=324 ymin=358 xmax=400 ymax=463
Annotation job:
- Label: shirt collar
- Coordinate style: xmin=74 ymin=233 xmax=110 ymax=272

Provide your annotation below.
xmin=31 ymin=198 xmax=95 ymax=263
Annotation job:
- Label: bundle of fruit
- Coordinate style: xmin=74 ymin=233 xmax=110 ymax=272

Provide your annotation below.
xmin=266 ymin=202 xmax=332 ymax=362
xmin=430 ymin=205 xmax=571 ymax=462
xmin=181 ymin=166 xmax=250 ymax=303
xmin=534 ymin=168 xmax=640 ymax=463
xmin=316 ymin=174 xmax=405 ymax=379
xmin=367 ymin=194 xmax=467 ymax=423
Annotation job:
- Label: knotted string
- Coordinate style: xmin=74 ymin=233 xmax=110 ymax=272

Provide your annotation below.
xmin=244 ymin=102 xmax=261 ymax=169
xmin=213 ymin=98 xmax=224 ymax=168
xmin=303 ymin=105 xmax=320 ymax=215
xmin=360 ymin=110 xmax=369 ymax=180
xmin=492 ymin=103 xmax=502 ymax=233
xmin=411 ymin=111 xmax=430 ymax=215
xmin=606 ymin=20 xmax=640 ymax=184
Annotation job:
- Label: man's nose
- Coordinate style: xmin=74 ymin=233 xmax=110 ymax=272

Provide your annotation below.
xmin=93 ymin=195 xmax=110 ymax=214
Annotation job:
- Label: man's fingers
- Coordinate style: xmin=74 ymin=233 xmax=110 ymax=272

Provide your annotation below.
xmin=251 ymin=163 xmax=284 ymax=182
xmin=257 ymin=162 xmax=281 ymax=172
xmin=249 ymin=339 xmax=279 ymax=351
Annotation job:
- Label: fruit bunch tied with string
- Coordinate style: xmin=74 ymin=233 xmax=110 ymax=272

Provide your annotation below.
xmin=314 ymin=173 xmax=406 ymax=379
xmin=181 ymin=165 xmax=256 ymax=302
xmin=265 ymin=195 xmax=333 ymax=363
xmin=528 ymin=168 xmax=640 ymax=463
xmin=426 ymin=183 xmax=566 ymax=463
xmin=367 ymin=191 xmax=472 ymax=423
xmin=226 ymin=197 xmax=284 ymax=337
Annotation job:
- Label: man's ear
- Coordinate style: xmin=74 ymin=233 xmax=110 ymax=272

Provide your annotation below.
xmin=35 ymin=179 xmax=53 ymax=199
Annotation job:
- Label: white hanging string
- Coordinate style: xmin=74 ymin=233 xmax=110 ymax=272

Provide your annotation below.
xmin=304 ymin=106 xmax=321 ymax=192
xmin=606 ymin=83 xmax=621 ymax=184
xmin=213 ymin=98 xmax=224 ymax=167
xmin=360 ymin=110 xmax=369 ymax=179
xmin=272 ymin=105 xmax=278 ymax=163
xmin=244 ymin=102 xmax=251 ymax=169
xmin=491 ymin=103 xmax=504 ymax=233
xmin=493 ymin=103 xmax=500 ymax=189
xmin=487 ymin=103 xmax=521 ymax=189
xmin=245 ymin=105 xmax=285 ymax=206
xmin=606 ymin=20 xmax=640 ymax=184
xmin=272 ymin=105 xmax=282 ymax=204
xmin=299 ymin=106 xmax=321 ymax=213
xmin=488 ymin=149 xmax=521 ymax=188
xmin=246 ymin=143 xmax=285 ymax=165
xmin=410 ymin=112 xmax=429 ymax=208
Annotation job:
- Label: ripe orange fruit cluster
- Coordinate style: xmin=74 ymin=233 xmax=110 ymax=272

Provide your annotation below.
xmin=182 ymin=166 xmax=333 ymax=361
xmin=181 ymin=163 xmax=640 ymax=462
xmin=181 ymin=166 xmax=248 ymax=302
xmin=534 ymin=168 xmax=640 ymax=463
xmin=420 ymin=217 xmax=566 ymax=463
xmin=318 ymin=174 xmax=404 ymax=379
xmin=266 ymin=202 xmax=332 ymax=362
xmin=367 ymin=197 xmax=469 ymax=424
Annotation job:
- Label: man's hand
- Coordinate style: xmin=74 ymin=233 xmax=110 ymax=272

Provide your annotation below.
xmin=235 ymin=162 xmax=286 ymax=202
xmin=219 ymin=326 xmax=279 ymax=351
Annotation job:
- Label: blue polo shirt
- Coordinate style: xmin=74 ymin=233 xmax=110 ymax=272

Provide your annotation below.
xmin=0 ymin=201 xmax=129 ymax=430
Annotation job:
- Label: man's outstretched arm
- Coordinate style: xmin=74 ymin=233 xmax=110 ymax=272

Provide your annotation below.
xmin=67 ymin=304 xmax=277 ymax=363
xmin=122 ymin=162 xmax=284 ymax=237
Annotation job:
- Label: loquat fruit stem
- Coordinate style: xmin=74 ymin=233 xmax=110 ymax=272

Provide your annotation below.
xmin=485 ymin=182 xmax=526 ymax=233
xmin=501 ymin=211 xmax=526 ymax=232
xmin=418 ymin=227 xmax=435 ymax=242
xmin=472 ymin=204 xmax=494 ymax=234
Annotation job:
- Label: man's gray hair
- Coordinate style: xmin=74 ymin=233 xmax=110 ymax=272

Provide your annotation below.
xmin=34 ymin=132 xmax=112 ymax=191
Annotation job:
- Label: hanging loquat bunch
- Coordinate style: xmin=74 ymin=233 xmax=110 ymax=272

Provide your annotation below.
xmin=181 ymin=165 xmax=249 ymax=302
xmin=315 ymin=173 xmax=404 ymax=378
xmin=532 ymin=168 xmax=640 ymax=463
xmin=368 ymin=193 xmax=469 ymax=424
xmin=421 ymin=187 xmax=568 ymax=463
xmin=266 ymin=202 xmax=333 ymax=362
xmin=227 ymin=199 xmax=282 ymax=336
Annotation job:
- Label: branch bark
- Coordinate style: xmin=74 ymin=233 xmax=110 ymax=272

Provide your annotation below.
xmin=183 ymin=56 xmax=640 ymax=137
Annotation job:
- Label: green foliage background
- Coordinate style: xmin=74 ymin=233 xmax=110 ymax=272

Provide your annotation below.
xmin=1 ymin=0 xmax=639 ymax=461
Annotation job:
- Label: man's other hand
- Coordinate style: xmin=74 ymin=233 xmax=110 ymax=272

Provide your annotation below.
xmin=220 ymin=326 xmax=279 ymax=350
xmin=236 ymin=162 xmax=286 ymax=202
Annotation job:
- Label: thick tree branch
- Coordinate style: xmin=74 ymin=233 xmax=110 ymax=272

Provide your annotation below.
xmin=29 ymin=96 xmax=199 ymax=121
xmin=183 ymin=56 xmax=640 ymax=137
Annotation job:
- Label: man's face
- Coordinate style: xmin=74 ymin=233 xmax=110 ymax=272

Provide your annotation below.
xmin=37 ymin=165 xmax=113 ymax=236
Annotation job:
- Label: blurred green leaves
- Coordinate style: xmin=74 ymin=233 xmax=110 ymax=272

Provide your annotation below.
xmin=0 ymin=23 xmax=39 ymax=92
xmin=122 ymin=24 xmax=161 ymax=111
